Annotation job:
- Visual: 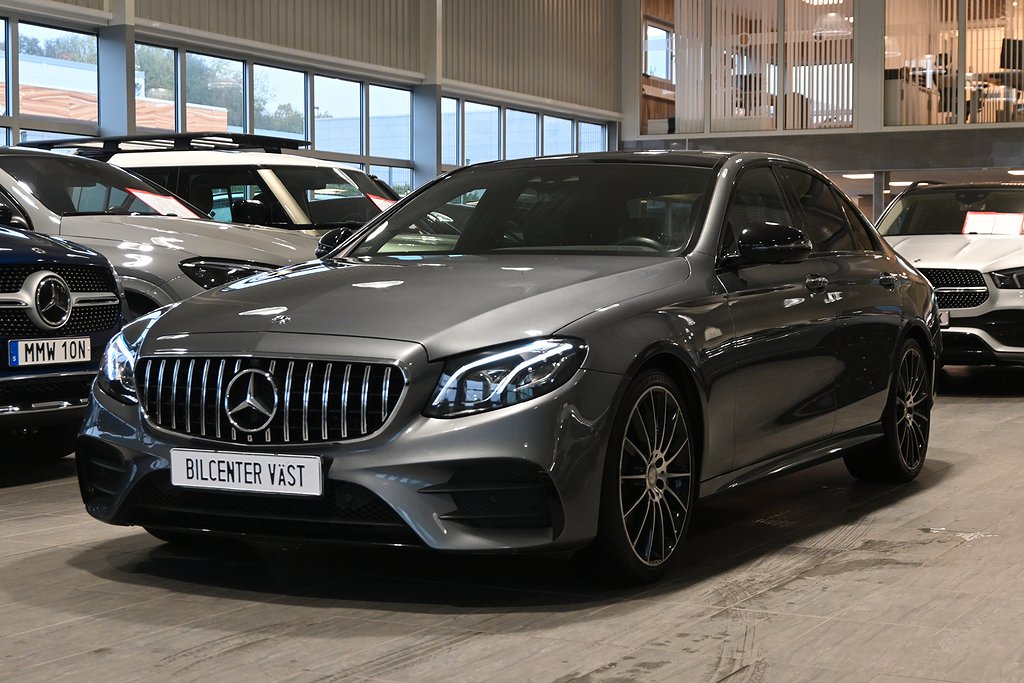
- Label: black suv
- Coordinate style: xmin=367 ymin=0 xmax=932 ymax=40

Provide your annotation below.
xmin=1 ymin=225 xmax=124 ymax=459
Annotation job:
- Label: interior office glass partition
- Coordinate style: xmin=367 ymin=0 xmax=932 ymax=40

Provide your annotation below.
xmin=135 ymin=44 xmax=175 ymax=131
xmin=884 ymin=0 xmax=959 ymax=126
xmin=965 ymin=0 xmax=1024 ymax=123
xmin=640 ymin=0 xmax=676 ymax=134
xmin=710 ymin=0 xmax=778 ymax=132
xmin=19 ymin=23 xmax=97 ymax=123
xmin=784 ymin=0 xmax=854 ymax=129
xmin=0 ymin=20 xmax=7 ymax=116
xmin=676 ymin=0 xmax=705 ymax=133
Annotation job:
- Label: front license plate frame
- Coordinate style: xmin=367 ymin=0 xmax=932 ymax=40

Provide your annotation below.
xmin=170 ymin=449 xmax=323 ymax=496
xmin=8 ymin=336 xmax=91 ymax=367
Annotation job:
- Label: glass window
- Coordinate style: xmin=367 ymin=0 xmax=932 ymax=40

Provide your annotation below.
xmin=254 ymin=65 xmax=306 ymax=140
xmin=314 ymin=75 xmax=361 ymax=154
xmin=723 ymin=166 xmax=795 ymax=254
xmin=965 ymin=0 xmax=1020 ymax=124
xmin=838 ymin=196 xmax=881 ymax=251
xmin=369 ymin=165 xmax=412 ymax=197
xmin=178 ymin=168 xmax=274 ymax=222
xmin=368 ymin=85 xmax=411 ymax=160
xmin=578 ymin=122 xmax=605 ymax=152
xmin=505 ymin=110 xmax=538 ymax=159
xmin=464 ymin=102 xmax=500 ymax=164
xmin=134 ymin=43 xmax=176 ymax=131
xmin=710 ymin=1 xmax=777 ymax=133
xmin=543 ymin=115 xmax=573 ymax=155
xmin=0 ymin=20 xmax=7 ymax=116
xmin=441 ymin=97 xmax=459 ymax=165
xmin=185 ymin=52 xmax=243 ymax=132
xmin=778 ymin=168 xmax=857 ymax=252
xmin=18 ymin=129 xmax=87 ymax=144
xmin=644 ymin=23 xmax=674 ymax=82
xmin=19 ymin=24 xmax=98 ymax=123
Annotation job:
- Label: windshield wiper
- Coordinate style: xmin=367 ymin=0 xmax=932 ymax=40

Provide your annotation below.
xmin=62 ymin=209 xmax=162 ymax=217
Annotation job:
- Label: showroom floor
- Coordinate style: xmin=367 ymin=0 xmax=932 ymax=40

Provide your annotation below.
xmin=1 ymin=366 xmax=1022 ymax=683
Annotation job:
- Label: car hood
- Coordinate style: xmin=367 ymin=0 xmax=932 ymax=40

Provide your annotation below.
xmin=885 ymin=234 xmax=1024 ymax=273
xmin=0 ymin=224 xmax=109 ymax=267
xmin=145 ymin=254 xmax=691 ymax=359
xmin=59 ymin=214 xmax=318 ymax=266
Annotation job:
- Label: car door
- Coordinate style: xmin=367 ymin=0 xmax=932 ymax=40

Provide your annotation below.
xmin=717 ymin=164 xmax=840 ymax=472
xmin=777 ymin=166 xmax=905 ymax=434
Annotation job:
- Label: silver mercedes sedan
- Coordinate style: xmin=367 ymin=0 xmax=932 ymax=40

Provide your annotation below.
xmin=77 ymin=151 xmax=940 ymax=583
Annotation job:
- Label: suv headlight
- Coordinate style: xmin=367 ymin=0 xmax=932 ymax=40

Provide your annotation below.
xmin=425 ymin=338 xmax=587 ymax=418
xmin=96 ymin=332 xmax=140 ymax=404
xmin=991 ymin=267 xmax=1024 ymax=289
xmin=179 ymin=258 xmax=278 ymax=289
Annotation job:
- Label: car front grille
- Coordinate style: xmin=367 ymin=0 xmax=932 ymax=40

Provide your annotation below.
xmin=137 ymin=356 xmax=406 ymax=445
xmin=0 ymin=264 xmax=116 ymax=293
xmin=918 ymin=268 xmax=989 ymax=309
xmin=0 ymin=373 xmax=93 ymax=408
xmin=0 ymin=304 xmax=121 ymax=340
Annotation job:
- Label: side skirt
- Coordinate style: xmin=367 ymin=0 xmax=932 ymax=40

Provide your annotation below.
xmin=698 ymin=423 xmax=883 ymax=500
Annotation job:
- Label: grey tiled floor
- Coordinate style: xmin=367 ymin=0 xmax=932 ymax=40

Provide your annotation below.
xmin=2 ymin=365 xmax=1023 ymax=682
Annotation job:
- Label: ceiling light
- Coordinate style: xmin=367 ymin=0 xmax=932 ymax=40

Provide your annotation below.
xmin=890 ymin=181 xmax=913 ymax=187
xmin=813 ymin=12 xmax=853 ymax=39
xmin=1008 ymin=169 xmax=1024 ymax=175
xmin=842 ymin=173 xmax=875 ymax=180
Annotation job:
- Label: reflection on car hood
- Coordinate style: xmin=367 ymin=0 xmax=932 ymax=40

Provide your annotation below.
xmin=146 ymin=254 xmax=692 ymax=359
xmin=59 ymin=214 xmax=318 ymax=264
xmin=0 ymin=224 xmax=108 ymax=267
xmin=885 ymin=234 xmax=1024 ymax=273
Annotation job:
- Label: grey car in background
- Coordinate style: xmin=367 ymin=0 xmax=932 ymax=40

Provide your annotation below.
xmin=78 ymin=151 xmax=939 ymax=583
xmin=0 ymin=148 xmax=319 ymax=318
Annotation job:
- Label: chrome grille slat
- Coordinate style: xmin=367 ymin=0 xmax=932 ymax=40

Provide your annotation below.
xmin=138 ymin=355 xmax=404 ymax=446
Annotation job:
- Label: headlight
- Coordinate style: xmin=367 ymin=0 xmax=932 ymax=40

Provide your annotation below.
xmin=96 ymin=332 xmax=139 ymax=404
xmin=425 ymin=338 xmax=587 ymax=418
xmin=179 ymin=258 xmax=278 ymax=289
xmin=991 ymin=267 xmax=1024 ymax=289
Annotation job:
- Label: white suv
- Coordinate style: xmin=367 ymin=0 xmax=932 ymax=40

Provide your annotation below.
xmin=878 ymin=182 xmax=1024 ymax=365
xmin=31 ymin=133 xmax=399 ymax=235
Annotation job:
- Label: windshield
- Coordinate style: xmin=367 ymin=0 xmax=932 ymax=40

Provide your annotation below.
xmin=270 ymin=165 xmax=394 ymax=227
xmin=0 ymin=154 xmax=198 ymax=218
xmin=351 ymin=163 xmax=713 ymax=257
xmin=878 ymin=188 xmax=1024 ymax=236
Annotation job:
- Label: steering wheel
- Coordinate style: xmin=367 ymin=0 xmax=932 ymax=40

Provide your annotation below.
xmin=616 ymin=236 xmax=665 ymax=251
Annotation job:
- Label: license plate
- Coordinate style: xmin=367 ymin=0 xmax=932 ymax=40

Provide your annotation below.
xmin=939 ymin=310 xmax=951 ymax=327
xmin=8 ymin=337 xmax=91 ymax=367
xmin=170 ymin=449 xmax=323 ymax=496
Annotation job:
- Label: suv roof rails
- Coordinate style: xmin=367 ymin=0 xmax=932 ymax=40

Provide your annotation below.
xmin=20 ymin=132 xmax=310 ymax=161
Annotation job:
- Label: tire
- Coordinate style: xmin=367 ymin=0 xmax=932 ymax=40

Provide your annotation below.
xmin=7 ymin=424 xmax=78 ymax=460
xmin=844 ymin=338 xmax=932 ymax=483
xmin=591 ymin=369 xmax=696 ymax=584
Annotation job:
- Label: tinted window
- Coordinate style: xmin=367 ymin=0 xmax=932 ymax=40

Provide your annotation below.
xmin=723 ymin=166 xmax=795 ymax=254
xmin=353 ymin=164 xmax=713 ymax=256
xmin=838 ymin=195 xmax=879 ymax=251
xmin=181 ymin=168 xmax=275 ymax=222
xmin=877 ymin=188 xmax=1024 ymax=236
xmin=778 ymin=167 xmax=857 ymax=252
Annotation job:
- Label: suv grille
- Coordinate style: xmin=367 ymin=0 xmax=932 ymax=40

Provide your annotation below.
xmin=0 ymin=304 xmax=121 ymax=340
xmin=0 ymin=264 xmax=115 ymax=293
xmin=0 ymin=373 xmax=93 ymax=408
xmin=918 ymin=268 xmax=989 ymax=309
xmin=137 ymin=356 xmax=406 ymax=445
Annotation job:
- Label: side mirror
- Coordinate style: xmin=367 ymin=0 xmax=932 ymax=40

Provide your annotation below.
xmin=736 ymin=222 xmax=812 ymax=264
xmin=0 ymin=205 xmax=13 ymax=226
xmin=231 ymin=199 xmax=270 ymax=225
xmin=315 ymin=224 xmax=360 ymax=259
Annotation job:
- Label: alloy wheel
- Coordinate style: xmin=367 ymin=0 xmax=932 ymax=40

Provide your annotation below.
xmin=895 ymin=345 xmax=930 ymax=471
xmin=618 ymin=384 xmax=692 ymax=567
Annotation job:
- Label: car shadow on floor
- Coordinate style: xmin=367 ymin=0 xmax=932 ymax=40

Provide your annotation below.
xmin=937 ymin=364 xmax=1024 ymax=397
xmin=47 ymin=457 xmax=951 ymax=622
xmin=0 ymin=455 xmax=76 ymax=489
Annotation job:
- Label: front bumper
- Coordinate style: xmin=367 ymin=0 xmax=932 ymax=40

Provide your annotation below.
xmin=0 ymin=370 xmax=95 ymax=429
xmin=940 ymin=284 xmax=1024 ymax=365
xmin=77 ymin=365 xmax=621 ymax=553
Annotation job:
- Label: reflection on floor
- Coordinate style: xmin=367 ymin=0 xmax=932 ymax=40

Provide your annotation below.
xmin=1 ymin=365 xmax=1022 ymax=682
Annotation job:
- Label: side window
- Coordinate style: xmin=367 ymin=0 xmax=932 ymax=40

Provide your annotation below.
xmin=131 ymin=168 xmax=175 ymax=192
xmin=777 ymin=167 xmax=857 ymax=253
xmin=181 ymin=169 xmax=277 ymax=223
xmin=838 ymin=195 xmax=881 ymax=251
xmin=722 ymin=166 xmax=795 ymax=255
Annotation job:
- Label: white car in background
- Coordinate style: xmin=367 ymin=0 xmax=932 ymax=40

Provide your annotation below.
xmin=877 ymin=182 xmax=1024 ymax=365
xmin=29 ymin=133 xmax=400 ymax=237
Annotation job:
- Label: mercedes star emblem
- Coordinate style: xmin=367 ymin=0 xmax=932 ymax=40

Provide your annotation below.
xmin=31 ymin=273 xmax=73 ymax=330
xmin=224 ymin=369 xmax=279 ymax=433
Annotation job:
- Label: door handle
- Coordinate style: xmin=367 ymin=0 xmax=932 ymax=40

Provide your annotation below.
xmin=805 ymin=274 xmax=829 ymax=293
xmin=879 ymin=272 xmax=899 ymax=290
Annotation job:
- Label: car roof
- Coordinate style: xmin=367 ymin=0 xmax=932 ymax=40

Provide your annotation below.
xmin=461 ymin=149 xmax=810 ymax=170
xmin=901 ymin=182 xmax=1024 ymax=194
xmin=109 ymin=150 xmax=365 ymax=170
